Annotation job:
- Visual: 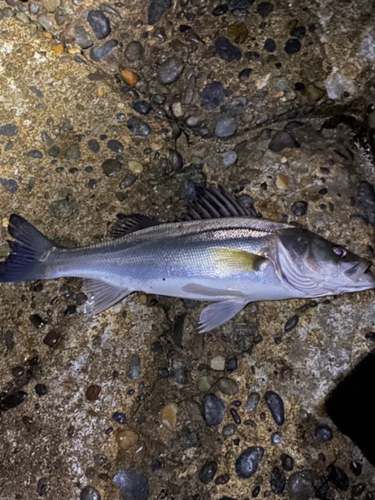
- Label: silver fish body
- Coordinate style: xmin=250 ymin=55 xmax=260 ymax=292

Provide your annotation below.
xmin=0 ymin=187 xmax=374 ymax=332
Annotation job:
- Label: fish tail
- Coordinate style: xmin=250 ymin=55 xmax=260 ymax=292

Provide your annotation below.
xmin=0 ymin=214 xmax=56 ymax=282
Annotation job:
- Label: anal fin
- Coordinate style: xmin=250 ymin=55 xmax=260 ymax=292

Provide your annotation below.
xmin=83 ymin=278 xmax=130 ymax=315
xmin=198 ymin=298 xmax=248 ymax=333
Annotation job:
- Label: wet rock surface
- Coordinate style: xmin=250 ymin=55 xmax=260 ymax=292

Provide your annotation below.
xmin=1 ymin=0 xmax=375 ymax=499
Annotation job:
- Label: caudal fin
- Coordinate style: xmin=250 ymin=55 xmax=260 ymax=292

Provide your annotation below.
xmin=0 ymin=214 xmax=54 ymax=282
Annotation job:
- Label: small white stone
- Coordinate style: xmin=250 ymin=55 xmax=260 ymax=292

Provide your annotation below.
xmin=210 ymin=356 xmax=225 ymax=371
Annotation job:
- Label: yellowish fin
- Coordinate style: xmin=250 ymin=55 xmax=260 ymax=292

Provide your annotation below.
xmin=211 ymin=247 xmax=268 ymax=274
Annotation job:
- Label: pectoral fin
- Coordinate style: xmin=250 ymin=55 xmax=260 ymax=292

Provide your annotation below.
xmin=83 ymin=279 xmax=130 ymax=315
xmin=211 ymin=247 xmax=268 ymax=275
xmin=198 ymin=298 xmax=248 ymax=333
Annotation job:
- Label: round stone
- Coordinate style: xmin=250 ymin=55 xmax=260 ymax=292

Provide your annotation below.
xmin=235 ymin=447 xmax=264 ymax=478
xmin=161 ymin=402 xmax=179 ymax=430
xmin=157 ymin=57 xmax=184 ymax=85
xmin=127 ymin=117 xmax=151 ymax=137
xmin=210 ymin=356 xmax=225 ymax=371
xmin=215 ymin=36 xmax=242 ymax=62
xmin=132 ymin=100 xmax=152 ymax=115
xmin=285 ymin=38 xmax=301 ymax=55
xmin=200 ymin=81 xmax=225 ymax=110
xmin=291 ymin=200 xmax=308 ymax=216
xmin=215 ymin=117 xmax=237 ymax=138
xmin=87 ymin=10 xmax=110 ymax=40
xmin=101 ymin=159 xmax=122 ymax=177
xmin=198 ymin=461 xmax=218 ymax=484
xmin=264 ymin=391 xmax=285 ymax=426
xmin=80 ymin=486 xmax=101 ymax=500
xmin=113 ymin=469 xmax=149 ymax=500
xmin=271 ymin=466 xmax=286 ymax=494
xmin=257 ymin=1 xmax=273 ymax=17
xmin=125 ymin=41 xmax=144 ymax=62
xmin=203 ymin=394 xmax=225 ymax=426
xmin=116 ymin=429 xmax=139 ymax=450
xmin=315 ymin=425 xmax=333 ymax=442
xmin=246 ymin=392 xmax=260 ymax=411
xmin=0 ymin=124 xmax=18 ymax=136
xmin=217 ymin=378 xmax=239 ymax=395
xmin=89 ymin=40 xmax=118 ymax=61
xmin=48 ymin=199 xmax=77 ymax=219
xmin=222 ymin=150 xmax=238 ymax=167
xmin=126 ymin=354 xmax=141 ymax=379
xmin=264 ymin=38 xmax=276 ymax=52
xmin=148 ymin=0 xmax=172 ymax=24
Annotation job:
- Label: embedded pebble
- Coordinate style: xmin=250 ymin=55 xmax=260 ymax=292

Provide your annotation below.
xmin=315 ymin=425 xmax=333 ymax=442
xmin=113 ymin=469 xmax=149 ymax=500
xmin=88 ymin=139 xmax=100 ymax=153
xmin=116 ymin=429 xmax=139 ymax=450
xmin=199 ymin=461 xmax=218 ymax=484
xmin=127 ymin=354 xmax=141 ymax=379
xmin=127 ymin=117 xmax=151 ymax=137
xmin=281 ymin=453 xmax=294 ymax=471
xmin=85 ymin=384 xmax=101 ymax=401
xmin=87 ymin=10 xmax=111 ymax=40
xmin=212 ymin=4 xmax=228 ymax=15
xmin=161 ymin=402 xmax=179 ymax=430
xmin=43 ymin=0 xmax=59 ymax=12
xmin=264 ymin=38 xmax=276 ymax=52
xmin=217 ymin=378 xmax=239 ymax=395
xmin=257 ymin=1 xmax=273 ymax=17
xmin=48 ymin=199 xmax=78 ymax=219
xmin=269 ymin=131 xmax=300 ymax=152
xmin=239 ymin=68 xmax=252 ymax=81
xmin=37 ymin=477 xmax=50 ymax=497
xmin=203 ymin=393 xmax=225 ymax=426
xmin=271 ymin=431 xmax=283 ymax=444
xmin=74 ymin=26 xmax=93 ymax=49
xmin=226 ymin=357 xmax=238 ymax=372
xmin=286 ymin=470 xmax=318 ymax=500
xmin=101 ymin=159 xmax=122 ymax=177
xmin=271 ymin=466 xmax=286 ymax=494
xmin=291 ymin=200 xmax=308 ymax=217
xmin=132 ymin=100 xmax=152 ymax=115
xmin=215 ymin=37 xmax=242 ymax=62
xmin=230 ymin=408 xmax=241 ymax=424
xmin=37 ymin=13 xmax=53 ymax=30
xmin=148 ymin=0 xmax=172 ymax=24
xmin=285 ymin=38 xmax=301 ymax=55
xmin=125 ymin=41 xmax=144 ymax=62
xmin=284 ymin=315 xmax=299 ymax=332
xmin=80 ymin=486 xmax=101 ymax=500
xmin=222 ymin=150 xmax=238 ymax=167
xmin=222 ymin=423 xmax=236 ymax=438
xmin=200 ymin=81 xmax=225 ymax=110
xmin=0 ymin=391 xmax=28 ymax=411
xmin=107 ymin=139 xmax=124 ymax=153
xmin=120 ymin=173 xmax=137 ymax=189
xmin=128 ymin=160 xmax=143 ymax=174
xmin=43 ymin=330 xmax=61 ymax=347
xmin=227 ymin=22 xmax=248 ymax=44
xmin=90 ymin=40 xmax=118 ymax=61
xmin=177 ymin=426 xmax=200 ymax=449
xmin=169 ymin=149 xmax=183 ymax=170
xmin=120 ymin=70 xmax=137 ymax=87
xmin=211 ymin=356 xmax=226 ymax=371
xmin=246 ymin=392 xmax=260 ymax=411
xmin=0 ymin=124 xmax=18 ymax=136
xmin=264 ymin=391 xmax=284 ymax=426
xmin=235 ymin=447 xmax=264 ymax=479
xmin=350 ymin=461 xmax=362 ymax=476
xmin=35 ymin=384 xmax=48 ymax=396
xmin=157 ymin=57 xmax=184 ymax=85
xmin=0 ymin=178 xmax=18 ymax=194
xmin=275 ymin=174 xmax=289 ymax=190
xmin=215 ymin=117 xmax=237 ymax=138
xmin=327 ymin=464 xmax=349 ymax=490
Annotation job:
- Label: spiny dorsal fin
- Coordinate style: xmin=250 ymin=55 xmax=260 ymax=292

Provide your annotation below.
xmin=110 ymin=214 xmax=160 ymax=239
xmin=179 ymin=185 xmax=259 ymax=221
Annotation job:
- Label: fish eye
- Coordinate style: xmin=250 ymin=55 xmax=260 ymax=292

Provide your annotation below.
xmin=333 ymin=246 xmax=347 ymax=258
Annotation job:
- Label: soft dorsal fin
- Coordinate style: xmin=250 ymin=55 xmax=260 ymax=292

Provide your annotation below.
xmin=110 ymin=214 xmax=160 ymax=239
xmin=179 ymin=185 xmax=259 ymax=221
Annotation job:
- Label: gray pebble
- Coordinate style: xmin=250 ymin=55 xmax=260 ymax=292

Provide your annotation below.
xmin=200 ymin=81 xmax=224 ymax=110
xmin=269 ymin=131 xmax=300 ymax=152
xmin=127 ymin=116 xmax=151 ymax=137
xmin=107 ymin=139 xmax=123 ymax=153
xmin=157 ymin=57 xmax=184 ymax=85
xmin=271 ymin=466 xmax=286 ymax=494
xmin=0 ymin=124 xmax=18 ymax=137
xmin=284 ymin=315 xmax=299 ymax=332
xmin=48 ymin=145 xmax=60 ymax=157
xmin=215 ymin=37 xmax=242 ymax=62
xmin=177 ymin=426 xmax=201 ymax=449
xmin=148 ymin=0 xmax=172 ymax=24
xmin=36 ymin=477 xmax=50 ymax=496
xmin=222 ymin=150 xmax=238 ymax=167
xmin=125 ymin=41 xmax=144 ymax=62
xmin=36 ymin=13 xmax=53 ymax=31
xmin=90 ymin=40 xmax=118 ymax=61
xmin=198 ymin=461 xmax=218 ymax=485
xmin=2 ymin=7 xmax=15 ymax=17
xmin=184 ymin=74 xmax=196 ymax=105
xmin=220 ymin=97 xmax=248 ymax=116
xmin=87 ymin=139 xmax=100 ymax=153
xmin=264 ymin=391 xmax=285 ymax=426
xmin=169 ymin=149 xmax=183 ymax=170
xmin=28 ymin=86 xmax=43 ymax=98
xmin=113 ymin=469 xmax=149 ymax=500
xmin=119 ymin=173 xmax=137 ymax=189
xmin=315 ymin=425 xmax=333 ymax=442
xmin=286 ymin=470 xmax=318 ymax=500
xmin=235 ymin=447 xmax=264 ymax=479
xmin=271 ymin=431 xmax=283 ymax=444
xmin=127 ymin=354 xmax=141 ymax=379
xmin=74 ymin=26 xmax=93 ymax=49
xmin=0 ymin=178 xmax=18 ymax=194
xmin=66 ymin=144 xmax=81 ymax=160
xmin=80 ymin=486 xmax=101 ymax=500
xmin=101 ymin=159 xmax=122 ymax=177
xmin=203 ymin=393 xmax=225 ymax=426
xmin=48 ymin=199 xmax=78 ymax=219
xmin=43 ymin=0 xmax=59 ymax=12
xmin=222 ymin=423 xmax=236 ymax=438
xmin=87 ymin=10 xmax=111 ymax=40
xmin=246 ymin=392 xmax=260 ymax=411
xmin=215 ymin=117 xmax=237 ymax=138
xmin=132 ymin=100 xmax=152 ymax=115
xmin=217 ymin=377 xmax=239 ymax=395
xmin=291 ymin=200 xmax=308 ymax=217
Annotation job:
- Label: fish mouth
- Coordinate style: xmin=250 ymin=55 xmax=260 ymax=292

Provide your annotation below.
xmin=344 ymin=261 xmax=372 ymax=282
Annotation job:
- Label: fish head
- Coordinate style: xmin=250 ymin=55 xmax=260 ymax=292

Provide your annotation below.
xmin=275 ymin=227 xmax=375 ymax=297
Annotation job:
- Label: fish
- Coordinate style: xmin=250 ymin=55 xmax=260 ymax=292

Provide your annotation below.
xmin=0 ymin=186 xmax=374 ymax=332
